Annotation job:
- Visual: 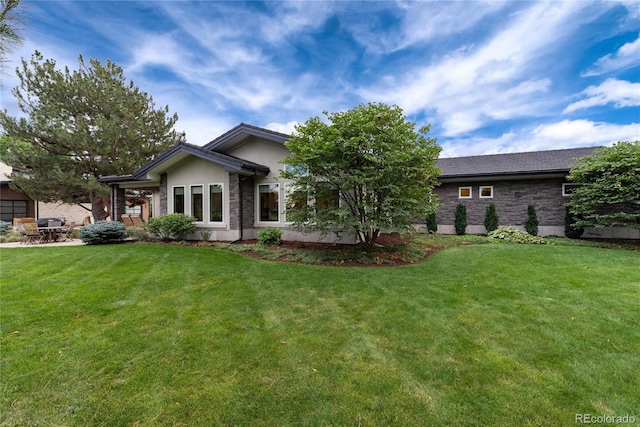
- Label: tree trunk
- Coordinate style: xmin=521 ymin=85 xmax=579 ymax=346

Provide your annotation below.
xmin=90 ymin=191 xmax=109 ymax=221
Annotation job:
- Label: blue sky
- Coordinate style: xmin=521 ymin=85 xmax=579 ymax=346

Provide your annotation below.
xmin=1 ymin=0 xmax=638 ymax=157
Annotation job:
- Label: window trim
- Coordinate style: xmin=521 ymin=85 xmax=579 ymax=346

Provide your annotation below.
xmin=172 ymin=186 xmax=185 ymax=214
xmin=458 ymin=186 xmax=472 ymax=199
xmin=190 ymin=184 xmax=204 ymax=222
xmin=479 ymin=186 xmax=494 ymax=199
xmin=257 ymin=183 xmax=280 ymax=223
xmin=208 ymin=183 xmax=225 ymax=224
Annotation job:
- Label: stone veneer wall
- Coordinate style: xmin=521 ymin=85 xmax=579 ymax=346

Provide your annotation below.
xmin=159 ymin=173 xmax=167 ymax=216
xmin=228 ymin=174 xmax=255 ymax=234
xmin=435 ymin=178 xmax=568 ymax=229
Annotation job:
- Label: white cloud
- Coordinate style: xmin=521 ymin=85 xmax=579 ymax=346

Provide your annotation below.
xmin=440 ymin=120 xmax=640 ymax=157
xmin=358 ymin=1 xmax=589 ymax=136
xmin=563 ymin=79 xmax=640 ymax=113
xmin=263 ymin=121 xmax=299 ymax=135
xmin=583 ymin=33 xmax=640 ymax=76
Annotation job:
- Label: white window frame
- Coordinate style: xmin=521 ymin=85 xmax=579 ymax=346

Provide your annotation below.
xmin=562 ymin=183 xmax=580 ymax=197
xmin=479 ymin=186 xmax=494 ymax=198
xmin=257 ymin=183 xmax=280 ymax=223
xmin=458 ymin=186 xmax=472 ymax=199
xmin=190 ymin=184 xmax=204 ymax=223
xmin=172 ymin=186 xmax=185 ymax=214
xmin=208 ymin=183 xmax=225 ymax=224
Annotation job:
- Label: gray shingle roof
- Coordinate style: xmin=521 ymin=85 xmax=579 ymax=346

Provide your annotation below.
xmin=437 ymin=146 xmax=600 ymax=179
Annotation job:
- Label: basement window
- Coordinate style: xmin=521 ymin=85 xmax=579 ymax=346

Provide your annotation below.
xmin=479 ymin=186 xmax=493 ymax=198
xmin=562 ymin=183 xmax=580 ymax=196
xmin=458 ymin=187 xmax=472 ymax=199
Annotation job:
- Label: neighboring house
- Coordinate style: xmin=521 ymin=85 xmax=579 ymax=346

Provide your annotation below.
xmin=0 ymin=161 xmax=36 ymax=223
xmin=101 ymin=123 xmax=353 ymax=243
xmin=435 ymin=147 xmax=639 ymax=239
xmin=102 ymin=125 xmax=638 ymax=242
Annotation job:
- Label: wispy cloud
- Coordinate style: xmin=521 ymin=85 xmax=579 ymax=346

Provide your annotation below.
xmin=563 ymin=79 xmax=640 ymax=114
xmin=583 ymin=33 xmax=640 ymax=76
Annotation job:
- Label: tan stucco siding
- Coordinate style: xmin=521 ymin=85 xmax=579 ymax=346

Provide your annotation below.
xmin=227 ymin=139 xmax=291 ymax=181
xmin=166 ymin=156 xmax=230 ymax=227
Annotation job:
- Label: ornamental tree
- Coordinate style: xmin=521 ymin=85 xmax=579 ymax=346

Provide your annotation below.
xmin=0 ymin=52 xmax=185 ymax=220
xmin=567 ymin=141 xmax=640 ymax=230
xmin=281 ymin=102 xmax=441 ymax=246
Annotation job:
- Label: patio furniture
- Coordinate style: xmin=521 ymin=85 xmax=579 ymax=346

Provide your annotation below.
xmin=39 ymin=220 xmax=63 ymax=242
xmin=121 ymin=215 xmax=135 ymax=228
xmin=20 ymin=222 xmax=45 ymax=244
xmin=58 ymin=221 xmax=76 ymax=241
xmin=130 ymin=215 xmax=144 ymax=227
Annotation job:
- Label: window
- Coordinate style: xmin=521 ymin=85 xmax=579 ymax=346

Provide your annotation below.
xmin=173 ymin=187 xmax=185 ymax=214
xmin=259 ymin=184 xmax=279 ymax=221
xmin=479 ymin=186 xmax=493 ymax=198
xmin=191 ymin=185 xmax=203 ymax=221
xmin=458 ymin=187 xmax=472 ymax=199
xmin=562 ymin=183 xmax=580 ymax=196
xmin=315 ymin=183 xmax=340 ymax=211
xmin=0 ymin=200 xmax=27 ymax=222
xmin=285 ymin=182 xmax=308 ymax=222
xmin=209 ymin=184 xmax=223 ymax=222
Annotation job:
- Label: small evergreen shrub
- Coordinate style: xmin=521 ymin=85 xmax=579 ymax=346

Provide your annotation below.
xmin=146 ymin=214 xmax=196 ymax=241
xmin=200 ymin=230 xmax=212 ymax=242
xmin=564 ymin=205 xmax=584 ymax=239
xmin=525 ymin=204 xmax=539 ymax=236
xmin=425 ymin=212 xmax=438 ymax=234
xmin=0 ymin=220 xmax=12 ymax=236
xmin=454 ymin=204 xmax=467 ymax=235
xmin=488 ymin=226 xmax=547 ymax=244
xmin=80 ymin=221 xmax=128 ymax=245
xmin=483 ymin=203 xmax=499 ymax=233
xmin=258 ymin=227 xmax=283 ymax=245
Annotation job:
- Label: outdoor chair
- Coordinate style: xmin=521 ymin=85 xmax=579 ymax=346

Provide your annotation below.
xmin=20 ymin=222 xmax=45 ymax=244
xmin=131 ymin=215 xmax=144 ymax=227
xmin=58 ymin=221 xmax=76 ymax=241
xmin=121 ymin=215 xmax=135 ymax=228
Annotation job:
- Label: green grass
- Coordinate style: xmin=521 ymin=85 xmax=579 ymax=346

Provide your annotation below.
xmin=1 ymin=242 xmax=639 ymax=426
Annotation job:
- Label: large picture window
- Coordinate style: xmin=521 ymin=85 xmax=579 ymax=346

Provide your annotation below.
xmin=285 ymin=182 xmax=308 ymax=222
xmin=191 ymin=185 xmax=203 ymax=221
xmin=315 ymin=183 xmax=339 ymax=211
xmin=209 ymin=184 xmax=223 ymax=222
xmin=173 ymin=187 xmax=185 ymax=214
xmin=259 ymin=184 xmax=279 ymax=222
xmin=0 ymin=200 xmax=27 ymax=222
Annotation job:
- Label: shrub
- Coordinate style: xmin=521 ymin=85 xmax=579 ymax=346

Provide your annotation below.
xmin=146 ymin=214 xmax=196 ymax=241
xmin=484 ymin=203 xmax=499 ymax=233
xmin=0 ymin=220 xmax=12 ymax=236
xmin=488 ymin=226 xmax=547 ymax=244
xmin=425 ymin=212 xmax=437 ymax=234
xmin=525 ymin=204 xmax=539 ymax=236
xmin=258 ymin=227 xmax=283 ymax=245
xmin=126 ymin=226 xmax=151 ymax=242
xmin=200 ymin=230 xmax=212 ymax=242
xmin=564 ymin=205 xmax=584 ymax=239
xmin=454 ymin=204 xmax=467 ymax=235
xmin=79 ymin=221 xmax=128 ymax=245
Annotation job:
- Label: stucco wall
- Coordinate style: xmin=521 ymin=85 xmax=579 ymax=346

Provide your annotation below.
xmin=38 ymin=202 xmax=92 ymax=225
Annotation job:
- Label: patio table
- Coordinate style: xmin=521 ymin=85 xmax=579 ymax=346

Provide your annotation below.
xmin=38 ymin=226 xmax=63 ymax=242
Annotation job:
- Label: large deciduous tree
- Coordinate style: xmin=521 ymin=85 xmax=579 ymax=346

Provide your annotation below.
xmin=567 ymin=141 xmax=640 ymax=230
xmin=282 ymin=102 xmax=441 ymax=246
xmin=0 ymin=51 xmax=185 ymax=220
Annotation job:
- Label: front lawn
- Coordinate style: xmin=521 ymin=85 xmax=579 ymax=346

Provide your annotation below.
xmin=1 ymin=241 xmax=638 ymax=426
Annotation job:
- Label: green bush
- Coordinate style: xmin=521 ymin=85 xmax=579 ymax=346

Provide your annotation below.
xmin=488 ymin=226 xmax=547 ymax=244
xmin=484 ymin=203 xmax=499 ymax=233
xmin=79 ymin=221 xmax=128 ymax=245
xmin=146 ymin=214 xmax=196 ymax=241
xmin=126 ymin=226 xmax=151 ymax=242
xmin=425 ymin=212 xmax=437 ymax=234
xmin=454 ymin=204 xmax=467 ymax=235
xmin=564 ymin=205 xmax=584 ymax=239
xmin=258 ymin=227 xmax=283 ymax=245
xmin=525 ymin=204 xmax=539 ymax=236
xmin=0 ymin=220 xmax=12 ymax=236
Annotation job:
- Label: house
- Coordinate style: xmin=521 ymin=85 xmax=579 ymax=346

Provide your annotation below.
xmin=435 ymin=147 xmax=639 ymax=239
xmin=0 ymin=161 xmax=36 ymax=223
xmin=102 ymin=124 xmax=638 ymax=241
xmin=101 ymin=123 xmax=353 ymax=243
